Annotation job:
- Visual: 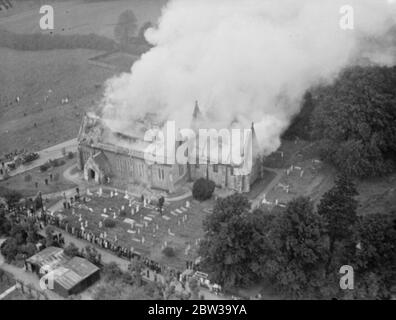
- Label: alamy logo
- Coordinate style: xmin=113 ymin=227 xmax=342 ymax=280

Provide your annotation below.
xmin=39 ymin=5 xmax=54 ymax=30
xmin=143 ymin=121 xmax=253 ymax=175
xmin=339 ymin=5 xmax=354 ymax=30
xmin=339 ymin=265 xmax=354 ymax=290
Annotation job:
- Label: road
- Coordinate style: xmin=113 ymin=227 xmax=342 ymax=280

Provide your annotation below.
xmin=7 ymin=138 xmax=77 ymax=177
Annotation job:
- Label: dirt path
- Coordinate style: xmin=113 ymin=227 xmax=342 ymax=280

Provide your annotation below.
xmin=0 ymin=239 xmax=63 ymax=300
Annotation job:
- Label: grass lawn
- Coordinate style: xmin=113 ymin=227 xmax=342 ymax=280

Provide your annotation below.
xmin=0 ymin=156 xmax=77 ymax=197
xmin=57 ymin=189 xmax=210 ymax=270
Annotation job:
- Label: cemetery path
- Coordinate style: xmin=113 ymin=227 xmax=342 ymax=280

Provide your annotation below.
xmin=250 ymin=166 xmax=284 ymax=209
xmin=8 ymin=138 xmax=78 ymax=177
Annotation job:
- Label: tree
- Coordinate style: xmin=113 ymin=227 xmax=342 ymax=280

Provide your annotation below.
xmin=199 ymin=194 xmax=268 ymax=289
xmin=102 ymin=262 xmax=124 ymax=283
xmin=82 ymin=245 xmax=102 ymax=266
xmin=114 ymin=10 xmax=137 ymax=47
xmin=350 ymin=213 xmax=396 ymax=299
xmin=317 ymin=175 xmax=358 ymax=275
xmin=128 ymin=258 xmax=144 ymax=287
xmin=64 ymin=242 xmax=80 ymax=258
xmin=262 ymin=197 xmax=329 ymax=299
xmin=0 ymin=238 xmax=18 ymax=263
xmin=4 ymin=189 xmax=22 ymax=209
xmin=311 ymin=66 xmax=396 ymax=177
xmin=0 ymin=213 xmax=11 ymax=236
xmin=192 ymin=178 xmax=215 ymax=201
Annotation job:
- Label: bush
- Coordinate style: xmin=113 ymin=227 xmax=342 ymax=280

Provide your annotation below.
xmin=24 ymin=174 xmax=32 ymax=182
xmin=64 ymin=243 xmax=80 ymax=258
xmin=49 ymin=159 xmax=65 ymax=167
xmin=119 ymin=209 xmax=127 ymax=217
xmin=104 ymin=219 xmax=116 ymax=228
xmin=39 ymin=163 xmax=50 ymax=172
xmin=67 ymin=152 xmax=74 ymax=159
xmin=192 ymin=178 xmax=215 ymax=201
xmin=162 ymin=246 xmax=175 ymax=258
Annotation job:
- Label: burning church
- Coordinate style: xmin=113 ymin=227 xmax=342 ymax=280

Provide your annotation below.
xmin=77 ymin=102 xmax=263 ymax=194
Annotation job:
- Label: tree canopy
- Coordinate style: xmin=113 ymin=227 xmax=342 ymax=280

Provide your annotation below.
xmin=114 ymin=10 xmax=138 ymax=47
xmin=311 ymin=66 xmax=396 ymax=177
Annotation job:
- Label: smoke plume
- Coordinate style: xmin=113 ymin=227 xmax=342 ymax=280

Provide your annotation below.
xmin=101 ymin=0 xmax=396 ymax=155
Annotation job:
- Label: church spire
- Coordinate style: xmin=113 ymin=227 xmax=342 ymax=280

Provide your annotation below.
xmin=192 ymin=100 xmax=201 ymax=120
xmin=251 ymin=122 xmax=259 ymax=155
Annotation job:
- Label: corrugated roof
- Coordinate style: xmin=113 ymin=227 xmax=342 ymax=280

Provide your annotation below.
xmin=27 ymin=247 xmax=100 ymax=292
xmin=54 ymin=257 xmax=99 ymax=290
xmin=26 ymin=247 xmax=68 ymax=272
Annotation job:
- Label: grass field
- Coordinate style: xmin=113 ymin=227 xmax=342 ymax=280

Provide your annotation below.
xmin=0 ymin=0 xmax=166 ymax=156
xmin=0 ymin=47 xmax=113 ymax=154
xmin=0 ymin=0 xmax=167 ymax=38
xmin=0 ymin=156 xmax=77 ymax=197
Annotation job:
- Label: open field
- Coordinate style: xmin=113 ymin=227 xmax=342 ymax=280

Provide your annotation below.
xmin=0 ymin=47 xmax=114 ymax=154
xmin=57 ymin=189 xmax=210 ymax=270
xmin=0 ymin=156 xmax=77 ymax=197
xmin=0 ymin=0 xmax=166 ymax=156
xmin=0 ymin=0 xmax=167 ymax=38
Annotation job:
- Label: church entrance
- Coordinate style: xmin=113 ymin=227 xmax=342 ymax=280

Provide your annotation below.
xmin=89 ymin=169 xmax=96 ymax=180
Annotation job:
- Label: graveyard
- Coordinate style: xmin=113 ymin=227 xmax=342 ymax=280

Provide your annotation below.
xmin=56 ymin=188 xmax=211 ymax=270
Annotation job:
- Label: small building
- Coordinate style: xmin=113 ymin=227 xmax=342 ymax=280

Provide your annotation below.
xmin=25 ymin=247 xmax=100 ymax=297
xmin=52 ymin=257 xmax=100 ymax=297
xmin=25 ymin=246 xmax=68 ymax=274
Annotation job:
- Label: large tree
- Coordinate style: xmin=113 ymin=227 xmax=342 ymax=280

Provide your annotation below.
xmin=317 ymin=175 xmax=358 ymax=275
xmin=199 ymin=194 xmax=270 ymax=289
xmin=311 ymin=66 xmax=396 ymax=177
xmin=262 ymin=197 xmax=328 ymax=299
xmin=114 ymin=10 xmax=137 ymax=47
xmin=350 ymin=213 xmax=396 ymax=299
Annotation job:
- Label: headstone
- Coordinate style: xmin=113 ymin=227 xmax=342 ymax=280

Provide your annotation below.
xmin=186 ymin=200 xmax=190 ymax=208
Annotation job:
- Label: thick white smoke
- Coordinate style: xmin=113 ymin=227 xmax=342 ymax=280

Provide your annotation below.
xmin=101 ymin=0 xmax=396 ymax=155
